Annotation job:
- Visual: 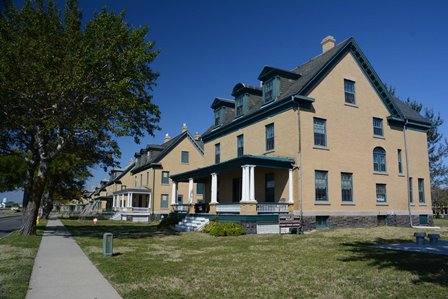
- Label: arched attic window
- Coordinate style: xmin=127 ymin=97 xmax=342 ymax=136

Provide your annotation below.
xmin=373 ymin=147 xmax=386 ymax=172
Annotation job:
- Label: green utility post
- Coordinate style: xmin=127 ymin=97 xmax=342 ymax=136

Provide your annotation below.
xmin=103 ymin=233 xmax=113 ymax=256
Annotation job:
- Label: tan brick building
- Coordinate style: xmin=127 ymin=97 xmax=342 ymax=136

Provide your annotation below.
xmin=171 ymin=36 xmax=433 ymax=231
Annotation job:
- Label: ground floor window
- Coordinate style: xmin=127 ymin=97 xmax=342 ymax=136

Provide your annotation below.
xmin=161 ymin=194 xmax=169 ymax=209
xmin=376 ymin=184 xmax=387 ymax=203
xmin=341 ymin=172 xmax=353 ymax=202
xmin=315 ymin=170 xmax=328 ymax=201
xmin=316 ymin=216 xmax=329 ymax=229
xmin=177 ymin=194 xmax=183 ymax=204
xmin=265 ymin=173 xmax=275 ymax=202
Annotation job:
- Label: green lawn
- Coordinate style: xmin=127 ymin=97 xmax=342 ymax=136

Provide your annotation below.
xmin=63 ymin=220 xmax=448 ymax=299
xmin=0 ymin=220 xmax=46 ymax=299
xmin=434 ymin=218 xmax=448 ymax=227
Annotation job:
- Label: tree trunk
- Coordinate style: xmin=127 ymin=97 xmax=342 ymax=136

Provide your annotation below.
xmin=20 ymin=160 xmax=48 ymax=235
xmin=41 ymin=189 xmax=54 ymax=219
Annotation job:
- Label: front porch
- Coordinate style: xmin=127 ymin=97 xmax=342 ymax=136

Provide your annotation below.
xmin=170 ymin=155 xmax=296 ymax=215
xmin=112 ymin=187 xmax=152 ymax=214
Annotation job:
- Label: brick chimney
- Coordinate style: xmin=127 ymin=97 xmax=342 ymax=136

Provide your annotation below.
xmin=194 ymin=132 xmax=201 ymax=141
xmin=321 ymin=35 xmax=336 ymax=53
xmin=164 ymin=133 xmax=171 ymax=143
xmin=182 ymin=123 xmax=188 ymax=133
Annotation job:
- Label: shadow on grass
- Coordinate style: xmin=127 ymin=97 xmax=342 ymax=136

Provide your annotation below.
xmin=340 ymin=238 xmax=448 ymax=286
xmin=61 ymin=223 xmax=179 ymax=239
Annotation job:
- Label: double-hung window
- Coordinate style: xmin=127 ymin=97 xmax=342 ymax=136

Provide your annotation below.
xmin=235 ymin=95 xmax=244 ymax=117
xmin=315 ymin=170 xmax=328 ymax=201
xmin=409 ymin=177 xmax=413 ymax=203
xmin=214 ymin=109 xmax=221 ymax=127
xmin=161 ymin=194 xmax=169 ymax=209
xmin=237 ymin=135 xmax=244 ymax=157
xmin=181 ymin=151 xmax=189 ymax=164
xmin=397 ymin=149 xmax=403 ymax=174
xmin=215 ymin=143 xmax=221 ymax=164
xmin=344 ymin=79 xmax=356 ymax=104
xmin=196 ymin=183 xmax=204 ymax=195
xmin=263 ymin=79 xmax=274 ymax=103
xmin=265 ymin=123 xmax=274 ymax=151
xmin=373 ymin=147 xmax=386 ymax=172
xmin=373 ymin=118 xmax=384 ymax=137
xmin=418 ymin=178 xmax=425 ymax=203
xmin=376 ymin=184 xmax=387 ymax=203
xmin=314 ymin=118 xmax=327 ymax=147
xmin=161 ymin=171 xmax=170 ymax=185
xmin=341 ymin=173 xmax=353 ymax=202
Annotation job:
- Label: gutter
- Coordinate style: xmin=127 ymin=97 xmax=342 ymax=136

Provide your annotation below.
xmin=295 ymin=96 xmax=304 ymax=234
xmin=403 ymin=119 xmax=413 ymax=227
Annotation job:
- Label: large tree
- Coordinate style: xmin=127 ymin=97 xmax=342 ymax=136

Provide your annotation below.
xmin=0 ymin=0 xmax=160 ymax=235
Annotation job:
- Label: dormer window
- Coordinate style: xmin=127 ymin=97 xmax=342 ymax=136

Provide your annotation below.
xmin=214 ymin=108 xmax=221 ymax=127
xmin=235 ymin=96 xmax=244 ymax=117
xmin=263 ymin=79 xmax=274 ymax=103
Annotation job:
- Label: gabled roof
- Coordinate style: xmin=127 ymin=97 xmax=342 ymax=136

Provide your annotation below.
xmin=131 ymin=130 xmax=204 ymax=174
xmin=106 ymin=161 xmax=135 ymax=186
xmin=203 ymin=37 xmax=430 ymax=141
xmin=211 ymin=97 xmax=235 ymax=110
xmin=257 ymin=66 xmax=301 ymax=81
xmin=231 ymin=83 xmax=262 ymax=97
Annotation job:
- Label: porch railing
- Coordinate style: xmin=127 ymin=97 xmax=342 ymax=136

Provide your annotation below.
xmin=131 ymin=207 xmax=150 ymax=213
xmin=257 ymin=203 xmax=289 ymax=214
xmin=216 ymin=203 xmax=241 ymax=214
xmin=172 ymin=204 xmax=189 ymax=213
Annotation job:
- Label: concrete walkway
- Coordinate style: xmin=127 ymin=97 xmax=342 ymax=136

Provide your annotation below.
xmin=26 ymin=219 xmax=122 ymax=299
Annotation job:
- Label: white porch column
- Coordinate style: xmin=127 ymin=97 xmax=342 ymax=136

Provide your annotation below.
xmin=211 ymin=173 xmax=218 ymax=203
xmin=249 ymin=166 xmax=256 ymax=202
xmin=188 ymin=178 xmax=194 ymax=204
xmin=241 ymin=165 xmax=249 ymax=202
xmin=288 ymin=169 xmax=294 ymax=204
xmin=148 ymin=193 xmax=152 ymax=209
xmin=171 ymin=182 xmax=177 ymax=205
xmin=120 ymin=194 xmax=124 ymax=207
xmin=112 ymin=195 xmax=116 ymax=208
xmin=128 ymin=193 xmax=132 ymax=208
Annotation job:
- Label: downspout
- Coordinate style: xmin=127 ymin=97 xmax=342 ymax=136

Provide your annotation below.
xmin=294 ymin=96 xmax=304 ymax=233
xmin=403 ymin=119 xmax=413 ymax=227
xmin=152 ymin=168 xmax=156 ymax=220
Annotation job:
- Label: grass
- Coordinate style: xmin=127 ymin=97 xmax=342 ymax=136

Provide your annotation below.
xmin=0 ymin=209 xmax=22 ymax=217
xmin=0 ymin=220 xmax=47 ymax=299
xmin=63 ymin=219 xmax=448 ymax=299
xmin=434 ymin=218 xmax=448 ymax=227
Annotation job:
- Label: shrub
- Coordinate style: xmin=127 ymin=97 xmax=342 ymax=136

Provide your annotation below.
xmin=204 ymin=221 xmax=246 ymax=237
xmin=158 ymin=213 xmax=186 ymax=228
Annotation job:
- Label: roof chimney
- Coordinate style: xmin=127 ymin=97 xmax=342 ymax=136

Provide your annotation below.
xmin=321 ymin=35 xmax=336 ymax=53
xmin=182 ymin=123 xmax=188 ymax=133
xmin=194 ymin=132 xmax=201 ymax=141
xmin=164 ymin=133 xmax=171 ymax=143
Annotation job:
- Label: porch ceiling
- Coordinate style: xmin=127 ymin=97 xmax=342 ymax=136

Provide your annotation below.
xmin=113 ymin=187 xmax=151 ymax=195
xmin=171 ymin=155 xmax=294 ymax=182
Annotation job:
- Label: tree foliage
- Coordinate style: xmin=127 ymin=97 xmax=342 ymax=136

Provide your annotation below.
xmin=0 ymin=0 xmax=160 ymax=234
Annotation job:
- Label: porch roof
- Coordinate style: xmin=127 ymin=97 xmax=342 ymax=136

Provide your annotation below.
xmin=171 ymin=155 xmax=294 ymax=182
xmin=113 ymin=187 xmax=151 ymax=196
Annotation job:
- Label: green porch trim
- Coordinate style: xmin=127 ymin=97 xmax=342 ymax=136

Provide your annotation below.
xmin=170 ymin=155 xmax=294 ymax=182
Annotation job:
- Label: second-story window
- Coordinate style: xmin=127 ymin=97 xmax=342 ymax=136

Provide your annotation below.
xmin=418 ymin=178 xmax=425 ymax=203
xmin=373 ymin=147 xmax=386 ymax=172
xmin=181 ymin=151 xmax=189 ymax=164
xmin=344 ymin=79 xmax=356 ymax=104
xmin=409 ymin=177 xmax=413 ymax=203
xmin=235 ymin=95 xmax=244 ymax=117
xmin=266 ymin=123 xmax=274 ymax=151
xmin=215 ymin=143 xmax=221 ymax=164
xmin=373 ymin=117 xmax=384 ymax=137
xmin=263 ymin=79 xmax=274 ymax=103
xmin=314 ymin=118 xmax=327 ymax=147
xmin=397 ymin=149 xmax=403 ymax=174
xmin=161 ymin=171 xmax=170 ymax=185
xmin=237 ymin=135 xmax=244 ymax=157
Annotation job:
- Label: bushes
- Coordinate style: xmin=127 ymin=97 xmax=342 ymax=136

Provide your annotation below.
xmin=204 ymin=221 xmax=246 ymax=237
xmin=158 ymin=213 xmax=185 ymax=228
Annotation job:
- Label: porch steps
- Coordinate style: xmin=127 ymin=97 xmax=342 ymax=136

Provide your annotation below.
xmin=110 ymin=212 xmax=122 ymax=221
xmin=174 ymin=216 xmax=210 ymax=232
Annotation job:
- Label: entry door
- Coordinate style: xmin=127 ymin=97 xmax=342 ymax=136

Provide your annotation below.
xmin=265 ymin=173 xmax=275 ymax=202
xmin=232 ymin=177 xmax=242 ymax=202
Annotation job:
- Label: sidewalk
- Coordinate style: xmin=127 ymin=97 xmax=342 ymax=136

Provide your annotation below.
xmin=26 ymin=219 xmax=122 ymax=299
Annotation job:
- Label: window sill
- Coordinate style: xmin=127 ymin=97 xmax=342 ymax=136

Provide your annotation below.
xmin=264 ymin=150 xmax=275 ymax=154
xmin=373 ymin=135 xmax=385 ymax=140
xmin=344 ymin=102 xmax=358 ymax=108
xmin=419 ymin=203 xmax=427 ymax=206
xmin=373 ymin=172 xmax=388 ymax=176
xmin=410 ymin=203 xmax=415 ymax=206
xmin=313 ymin=146 xmax=329 ymax=151
xmin=376 ymin=202 xmax=388 ymax=206
xmin=161 ymin=183 xmax=170 ymax=186
xmin=341 ymin=202 xmax=356 ymax=206
xmin=314 ymin=201 xmax=331 ymax=205
xmin=398 ymin=173 xmax=405 ymax=177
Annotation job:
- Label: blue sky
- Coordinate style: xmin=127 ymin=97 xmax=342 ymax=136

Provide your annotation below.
xmin=2 ymin=0 xmax=448 ymax=202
